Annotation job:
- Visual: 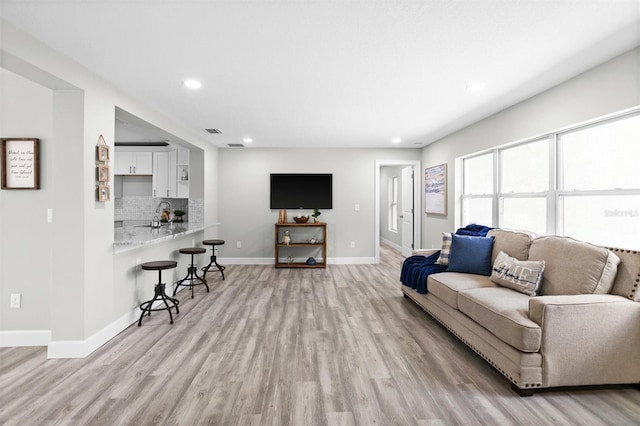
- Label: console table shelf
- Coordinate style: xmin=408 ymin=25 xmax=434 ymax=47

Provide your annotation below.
xmin=274 ymin=222 xmax=327 ymax=268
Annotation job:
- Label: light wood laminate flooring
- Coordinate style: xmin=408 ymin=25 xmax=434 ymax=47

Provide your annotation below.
xmin=1 ymin=245 xmax=639 ymax=425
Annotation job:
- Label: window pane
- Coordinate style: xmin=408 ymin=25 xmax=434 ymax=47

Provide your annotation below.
xmin=560 ymin=194 xmax=640 ymax=249
xmin=389 ymin=176 xmax=398 ymax=232
xmin=464 ymin=153 xmax=493 ymax=195
xmin=391 ymin=205 xmax=398 ymax=231
xmin=560 ymin=114 xmax=640 ymax=190
xmin=500 ymin=197 xmax=547 ymax=235
xmin=463 ymin=197 xmax=493 ymax=227
xmin=500 ymin=139 xmax=549 ymax=193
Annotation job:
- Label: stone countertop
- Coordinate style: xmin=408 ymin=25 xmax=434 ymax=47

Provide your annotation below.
xmin=114 ymin=220 xmax=219 ymax=253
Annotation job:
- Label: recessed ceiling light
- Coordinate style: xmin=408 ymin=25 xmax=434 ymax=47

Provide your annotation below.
xmin=391 ymin=138 xmax=402 ymax=144
xmin=183 ymin=79 xmax=202 ymax=89
xmin=243 ymin=138 xmax=253 ymax=144
xmin=466 ymin=82 xmax=486 ymax=92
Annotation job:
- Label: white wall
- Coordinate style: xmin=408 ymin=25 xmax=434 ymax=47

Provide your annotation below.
xmin=218 ymin=148 xmax=421 ymax=262
xmin=0 ymin=19 xmax=219 ymax=355
xmin=421 ymin=47 xmax=640 ymax=249
xmin=0 ymin=70 xmax=54 ymax=331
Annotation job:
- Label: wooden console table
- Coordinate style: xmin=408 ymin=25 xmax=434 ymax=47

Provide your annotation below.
xmin=274 ymin=222 xmax=327 ymax=268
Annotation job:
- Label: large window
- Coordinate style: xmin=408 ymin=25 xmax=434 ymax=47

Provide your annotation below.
xmin=557 ymin=114 xmax=640 ymax=248
xmin=461 ymin=111 xmax=640 ymax=249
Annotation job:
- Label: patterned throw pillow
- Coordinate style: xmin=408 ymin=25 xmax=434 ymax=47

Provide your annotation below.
xmin=491 ymin=251 xmax=545 ymax=296
xmin=436 ymin=233 xmax=452 ymax=266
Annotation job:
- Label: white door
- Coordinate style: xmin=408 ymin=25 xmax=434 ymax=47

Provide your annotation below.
xmin=401 ymin=166 xmax=414 ymax=257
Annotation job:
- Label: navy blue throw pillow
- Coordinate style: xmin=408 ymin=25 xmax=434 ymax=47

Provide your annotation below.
xmin=447 ymin=234 xmax=495 ymax=276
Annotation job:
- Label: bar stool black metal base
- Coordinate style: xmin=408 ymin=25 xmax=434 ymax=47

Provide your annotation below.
xmin=138 ymin=282 xmax=180 ymax=326
xmin=201 ymin=239 xmax=226 ymax=280
xmin=139 ymin=260 xmax=179 ymax=326
xmin=175 ymin=248 xmax=209 ymax=299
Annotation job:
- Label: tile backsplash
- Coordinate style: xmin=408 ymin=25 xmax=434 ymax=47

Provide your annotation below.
xmin=115 ymin=196 xmax=201 ymax=223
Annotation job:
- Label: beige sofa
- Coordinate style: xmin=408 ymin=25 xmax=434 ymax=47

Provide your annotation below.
xmin=401 ymin=229 xmax=640 ymax=396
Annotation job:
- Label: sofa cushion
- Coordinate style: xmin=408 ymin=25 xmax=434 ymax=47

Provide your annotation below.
xmin=487 ymin=228 xmax=537 ymax=264
xmin=491 ymin=250 xmax=545 ymax=296
xmin=428 ymin=272 xmax=497 ymax=309
xmin=436 ymin=233 xmax=452 ymax=266
xmin=458 ymin=287 xmax=541 ymax=352
xmin=529 ymin=236 xmax=620 ymax=295
xmin=447 ymin=234 xmax=495 ymax=276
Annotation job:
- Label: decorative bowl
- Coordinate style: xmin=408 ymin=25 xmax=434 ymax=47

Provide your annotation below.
xmin=293 ymin=216 xmax=309 ymax=223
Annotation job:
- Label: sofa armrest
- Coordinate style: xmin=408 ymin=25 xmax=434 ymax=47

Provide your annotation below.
xmin=412 ymin=248 xmax=439 ymax=257
xmin=529 ymin=294 xmax=640 ymax=387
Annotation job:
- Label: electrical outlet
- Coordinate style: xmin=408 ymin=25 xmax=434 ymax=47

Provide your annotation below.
xmin=237 ymin=241 xmax=242 ymax=249
xmin=47 ymin=208 xmax=53 ymax=223
xmin=350 ymin=241 xmax=356 ymax=248
xmin=10 ymin=293 xmax=21 ymax=308
xmin=354 ymin=204 xmax=360 ymax=211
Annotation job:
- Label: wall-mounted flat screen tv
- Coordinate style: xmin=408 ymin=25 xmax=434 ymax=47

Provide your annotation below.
xmin=270 ymin=173 xmax=333 ymax=209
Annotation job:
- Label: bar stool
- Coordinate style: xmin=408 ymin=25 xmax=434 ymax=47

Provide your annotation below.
xmin=174 ymin=247 xmax=209 ymax=299
xmin=138 ymin=260 xmax=180 ymax=326
xmin=201 ymin=239 xmax=226 ymax=280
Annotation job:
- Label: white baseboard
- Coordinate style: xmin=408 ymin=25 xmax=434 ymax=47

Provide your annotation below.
xmin=0 ymin=330 xmax=51 ymax=347
xmin=219 ymin=257 xmax=273 ymax=265
xmin=380 ymin=238 xmax=402 ymax=252
xmin=47 ymin=287 xmax=188 ymax=359
xmin=47 ymin=308 xmax=139 ymax=358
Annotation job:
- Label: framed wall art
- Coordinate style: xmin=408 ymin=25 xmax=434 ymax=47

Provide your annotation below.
xmin=97 ymin=136 xmax=109 ymax=162
xmin=1 ymin=138 xmax=40 ymax=190
xmin=97 ymin=184 xmax=110 ymax=202
xmin=97 ymin=164 xmax=110 ymax=182
xmin=95 ymin=134 xmax=110 ymax=201
xmin=425 ymin=163 xmax=447 ymax=215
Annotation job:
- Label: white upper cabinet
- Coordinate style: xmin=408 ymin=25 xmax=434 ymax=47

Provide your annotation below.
xmin=114 ymin=151 xmax=153 ymax=175
xmin=152 ymin=151 xmax=176 ymax=198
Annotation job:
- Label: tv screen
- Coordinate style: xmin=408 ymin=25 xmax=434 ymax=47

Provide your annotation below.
xmin=270 ymin=173 xmax=333 ymax=209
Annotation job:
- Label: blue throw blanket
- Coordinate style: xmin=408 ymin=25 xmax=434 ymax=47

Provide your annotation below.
xmin=455 ymin=223 xmax=492 ymax=237
xmin=400 ymin=252 xmax=446 ymax=294
xmin=400 ymin=224 xmax=493 ymax=294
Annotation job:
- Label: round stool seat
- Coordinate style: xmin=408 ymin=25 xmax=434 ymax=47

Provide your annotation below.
xmin=203 ymin=239 xmax=225 ymax=246
xmin=141 ymin=260 xmax=177 ymax=271
xmin=179 ymin=247 xmax=207 ymax=255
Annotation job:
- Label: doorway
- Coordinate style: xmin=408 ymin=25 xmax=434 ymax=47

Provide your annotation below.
xmin=374 ymin=160 xmax=421 ymax=263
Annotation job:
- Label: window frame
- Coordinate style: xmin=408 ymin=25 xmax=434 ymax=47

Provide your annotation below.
xmin=459 ymin=109 xmax=640 ymax=245
xmin=388 ymin=175 xmax=398 ymax=233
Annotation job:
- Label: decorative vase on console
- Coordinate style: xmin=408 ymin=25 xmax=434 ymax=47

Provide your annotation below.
xmin=282 ymin=231 xmax=291 ymax=245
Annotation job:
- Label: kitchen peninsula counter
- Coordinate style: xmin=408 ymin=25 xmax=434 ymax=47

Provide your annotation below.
xmin=114 ymin=221 xmax=219 ymax=253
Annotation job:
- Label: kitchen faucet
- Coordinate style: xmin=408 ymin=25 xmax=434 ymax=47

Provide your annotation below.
xmin=155 ymin=200 xmax=172 ymax=222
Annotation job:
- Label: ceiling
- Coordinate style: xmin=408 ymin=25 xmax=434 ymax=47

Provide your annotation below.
xmin=1 ymin=0 xmax=639 ymax=148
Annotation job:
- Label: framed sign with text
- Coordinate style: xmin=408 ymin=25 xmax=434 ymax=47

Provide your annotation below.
xmin=1 ymin=138 xmax=40 ymax=190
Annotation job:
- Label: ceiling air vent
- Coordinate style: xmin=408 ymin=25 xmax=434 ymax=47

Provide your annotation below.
xmin=205 ymin=128 xmax=222 ymax=134
xmin=227 ymin=143 xmax=245 ymax=148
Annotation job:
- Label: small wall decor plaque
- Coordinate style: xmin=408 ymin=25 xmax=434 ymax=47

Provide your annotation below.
xmin=1 ymin=138 xmax=40 ymax=190
xmin=97 ymin=184 xmax=110 ymax=202
xmin=95 ymin=134 xmax=110 ymax=201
